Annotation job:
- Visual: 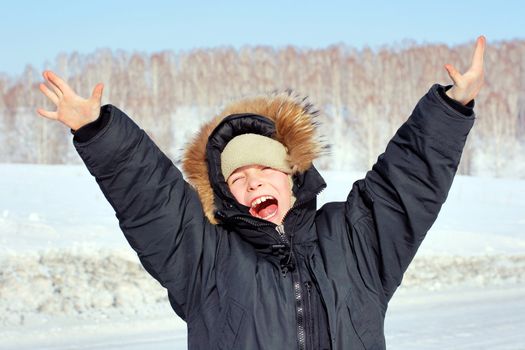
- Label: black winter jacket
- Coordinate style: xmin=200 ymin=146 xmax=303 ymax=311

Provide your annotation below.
xmin=72 ymin=84 xmax=474 ymax=349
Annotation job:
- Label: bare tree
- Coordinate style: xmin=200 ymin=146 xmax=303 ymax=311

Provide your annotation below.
xmin=1 ymin=40 xmax=524 ymax=178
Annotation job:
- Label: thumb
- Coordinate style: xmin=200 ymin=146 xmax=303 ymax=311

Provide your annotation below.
xmin=444 ymin=64 xmax=461 ymax=85
xmin=90 ymin=83 xmax=104 ymax=103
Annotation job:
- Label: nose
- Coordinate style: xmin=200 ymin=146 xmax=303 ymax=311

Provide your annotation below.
xmin=247 ymin=173 xmax=263 ymax=191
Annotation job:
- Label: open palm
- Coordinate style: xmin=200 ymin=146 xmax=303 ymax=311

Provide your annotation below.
xmin=37 ymin=71 xmax=104 ymax=131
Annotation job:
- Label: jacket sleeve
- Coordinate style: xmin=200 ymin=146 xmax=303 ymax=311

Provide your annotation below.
xmin=346 ymin=84 xmax=475 ymax=305
xmin=72 ymin=104 xmax=221 ymax=321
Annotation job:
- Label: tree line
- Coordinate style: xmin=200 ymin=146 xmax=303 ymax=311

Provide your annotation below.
xmin=1 ymin=40 xmax=524 ymax=178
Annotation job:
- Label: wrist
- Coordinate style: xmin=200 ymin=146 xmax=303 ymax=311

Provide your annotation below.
xmin=72 ymin=106 xmax=110 ymax=142
xmin=445 ymin=87 xmax=472 ymax=106
xmin=439 ymin=85 xmax=474 ymax=116
xmin=71 ymin=109 xmax=102 ymax=132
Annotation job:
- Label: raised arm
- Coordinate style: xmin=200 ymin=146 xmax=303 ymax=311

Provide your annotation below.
xmin=37 ymin=72 xmax=222 ymax=320
xmin=346 ymin=36 xmax=485 ymax=305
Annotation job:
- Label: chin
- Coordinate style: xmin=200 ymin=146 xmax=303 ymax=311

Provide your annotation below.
xmin=268 ymin=217 xmax=282 ymax=225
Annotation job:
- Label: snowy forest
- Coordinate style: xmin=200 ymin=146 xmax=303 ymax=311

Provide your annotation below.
xmin=1 ymin=39 xmax=524 ymax=178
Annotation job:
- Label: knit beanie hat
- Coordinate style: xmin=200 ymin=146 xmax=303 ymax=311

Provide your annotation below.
xmin=221 ymin=133 xmax=293 ymax=181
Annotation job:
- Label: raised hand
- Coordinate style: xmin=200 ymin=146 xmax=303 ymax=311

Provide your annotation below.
xmin=444 ymin=36 xmax=486 ymax=106
xmin=37 ymin=71 xmax=104 ymax=131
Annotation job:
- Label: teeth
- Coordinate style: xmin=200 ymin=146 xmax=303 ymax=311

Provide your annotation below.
xmin=251 ymin=195 xmax=274 ymax=208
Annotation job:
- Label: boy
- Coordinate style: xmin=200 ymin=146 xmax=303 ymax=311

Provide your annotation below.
xmin=37 ymin=36 xmax=485 ymax=349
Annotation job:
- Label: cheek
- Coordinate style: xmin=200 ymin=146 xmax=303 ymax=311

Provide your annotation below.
xmin=280 ymin=183 xmax=292 ymax=204
xmin=229 ymin=184 xmax=248 ymax=205
xmin=271 ymin=174 xmax=292 ymax=200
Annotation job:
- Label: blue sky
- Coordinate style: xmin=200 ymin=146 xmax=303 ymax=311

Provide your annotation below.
xmin=1 ymin=0 xmax=523 ymax=76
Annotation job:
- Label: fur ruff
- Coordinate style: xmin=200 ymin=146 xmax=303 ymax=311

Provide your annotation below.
xmin=182 ymin=91 xmax=325 ymax=224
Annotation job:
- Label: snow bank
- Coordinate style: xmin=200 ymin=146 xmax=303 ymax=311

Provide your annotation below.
xmin=0 ymin=249 xmax=168 ymax=327
xmin=402 ymin=254 xmax=525 ymax=291
xmin=2 ymin=248 xmax=524 ymax=328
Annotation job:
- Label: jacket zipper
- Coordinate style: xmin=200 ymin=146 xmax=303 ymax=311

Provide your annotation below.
xmin=277 ymin=186 xmax=326 ymax=350
xmin=304 ymin=281 xmax=314 ymax=349
xmin=277 ymin=224 xmax=308 ymax=350
xmin=228 ymin=184 xmax=327 ymax=350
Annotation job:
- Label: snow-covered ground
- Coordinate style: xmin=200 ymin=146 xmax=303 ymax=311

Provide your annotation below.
xmin=1 ymin=163 xmax=524 ymax=349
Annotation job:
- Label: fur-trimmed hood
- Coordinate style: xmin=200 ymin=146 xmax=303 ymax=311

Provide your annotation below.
xmin=182 ymin=91 xmax=326 ymax=224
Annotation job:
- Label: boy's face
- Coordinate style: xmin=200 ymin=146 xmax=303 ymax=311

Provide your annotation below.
xmin=227 ymin=164 xmax=292 ymax=224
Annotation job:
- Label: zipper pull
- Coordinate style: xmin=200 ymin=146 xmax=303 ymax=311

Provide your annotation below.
xmin=275 ymin=224 xmax=290 ymax=244
xmin=275 ymin=224 xmax=295 ymax=276
xmin=275 ymin=224 xmax=286 ymax=238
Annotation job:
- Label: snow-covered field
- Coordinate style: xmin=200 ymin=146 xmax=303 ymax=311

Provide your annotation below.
xmin=1 ymin=163 xmax=524 ymax=349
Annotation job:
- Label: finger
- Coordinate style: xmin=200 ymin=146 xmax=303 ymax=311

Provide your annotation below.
xmin=471 ymin=35 xmax=486 ymax=71
xmin=36 ymin=108 xmax=58 ymax=120
xmin=44 ymin=70 xmax=73 ymax=96
xmin=43 ymin=71 xmax=63 ymax=98
xmin=90 ymin=83 xmax=104 ymax=103
xmin=444 ymin=64 xmax=461 ymax=84
xmin=39 ymin=83 xmax=59 ymax=105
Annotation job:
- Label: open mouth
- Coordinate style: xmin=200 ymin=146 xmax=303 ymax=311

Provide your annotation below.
xmin=249 ymin=195 xmax=279 ymax=220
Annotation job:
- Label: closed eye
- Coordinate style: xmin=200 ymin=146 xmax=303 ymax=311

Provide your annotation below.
xmin=230 ymin=176 xmax=244 ymax=184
